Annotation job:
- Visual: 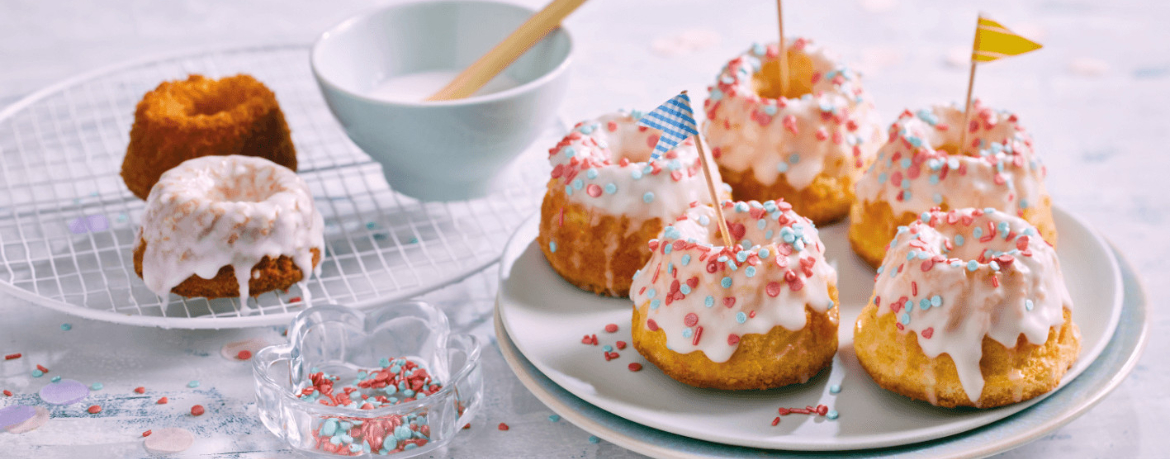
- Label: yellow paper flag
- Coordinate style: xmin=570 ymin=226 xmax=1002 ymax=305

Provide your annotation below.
xmin=972 ymin=16 xmax=1042 ymax=62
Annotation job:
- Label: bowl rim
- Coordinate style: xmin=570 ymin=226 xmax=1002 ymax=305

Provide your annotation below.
xmin=310 ymin=0 xmax=574 ymax=108
xmin=251 ymin=302 xmax=484 ymax=418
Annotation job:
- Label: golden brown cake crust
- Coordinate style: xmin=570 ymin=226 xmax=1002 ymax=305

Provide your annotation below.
xmin=847 ymin=197 xmax=1059 ymax=269
xmin=631 ymin=285 xmax=840 ymax=390
xmin=133 ymin=238 xmax=320 ymax=299
xmin=121 ymin=74 xmax=296 ymax=200
xmin=718 ymin=162 xmax=854 ymax=226
xmin=853 ymin=302 xmax=1080 ymax=408
xmin=537 ymin=182 xmax=661 ymax=298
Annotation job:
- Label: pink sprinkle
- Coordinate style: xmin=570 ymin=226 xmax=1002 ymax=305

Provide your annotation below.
xmin=765 ymin=282 xmax=782 ymax=297
xmin=772 ymin=417 xmax=780 ymax=426
xmin=4 ymin=353 xmax=20 ymax=360
xmin=646 ymin=320 xmax=658 ymax=332
xmin=586 ymin=184 xmax=602 ymax=197
xmin=683 ymin=313 xmax=698 ymax=327
xmin=727 ymin=334 xmax=740 ymax=345
xmin=615 ymin=341 xmax=627 ymax=350
xmin=134 ymin=387 xmax=146 ymax=394
xmin=237 ymin=350 xmax=252 ymax=360
xmin=723 ymin=297 xmax=736 ymax=308
xmin=783 ymin=115 xmax=799 ymax=134
xmin=3 ymin=390 xmax=11 ymax=397
xmin=190 ymin=405 xmax=205 ymax=416
xmin=692 ymin=326 xmax=703 ymax=345
xmin=922 ymin=328 xmax=934 ymax=339
xmin=604 ymin=324 xmax=618 ymax=333
xmin=498 ymin=422 xmax=510 ymax=431
xmin=646 ymin=135 xmax=659 ymax=149
xmin=157 ymin=397 xmax=168 ymax=405
xmin=142 ymin=430 xmax=152 ymax=437
xmin=628 ymin=363 xmax=642 ymax=372
xmin=87 ymin=405 xmax=101 ymax=414
xmin=607 ymin=121 xmax=618 ymax=132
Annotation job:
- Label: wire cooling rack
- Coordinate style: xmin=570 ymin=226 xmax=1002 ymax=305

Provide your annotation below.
xmin=0 ymin=44 xmax=556 ymax=328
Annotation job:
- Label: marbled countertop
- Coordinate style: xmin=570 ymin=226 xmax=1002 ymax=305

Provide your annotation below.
xmin=1 ymin=0 xmax=1165 ymax=457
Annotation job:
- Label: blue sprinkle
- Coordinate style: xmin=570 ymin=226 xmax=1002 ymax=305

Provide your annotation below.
xmin=549 ymin=414 xmax=561 ymax=422
xmin=721 ymin=277 xmax=732 ymax=288
xmin=588 ymin=435 xmax=601 ymax=444
xmin=902 ymin=190 xmax=912 ymax=201
xmin=830 ymin=384 xmax=841 ymax=394
xmin=1020 ymin=198 xmax=1030 ymax=209
xmin=681 ymin=254 xmax=692 ymax=266
xmin=699 ymin=215 xmax=710 ymax=226
xmin=777 ymin=162 xmax=789 ymax=173
xmin=586 ymin=169 xmax=598 ymax=180
xmin=919 ymin=299 xmax=930 ymax=310
xmin=827 ymin=410 xmax=839 ymax=420
xmin=643 ymin=192 xmax=655 ymax=203
xmin=736 ymin=251 xmax=748 ymax=262
xmin=710 ymin=88 xmax=725 ymax=101
xmin=900 ymin=312 xmax=911 ymax=324
xmin=789 ymin=153 xmax=801 ymax=164
xmin=650 ymin=299 xmax=661 ymax=309
xmin=751 ymin=43 xmax=766 ymax=56
xmin=736 ymin=312 xmax=747 ymax=324
xmin=929 ymin=174 xmax=940 ymax=185
xmin=901 ymin=158 xmax=912 ymax=168
xmin=549 ymin=241 xmax=557 ymax=253
xmin=878 ymin=172 xmax=888 ymax=184
xmin=60 ymin=323 xmax=72 ymax=331
xmin=735 ymin=202 xmax=750 ymax=213
xmin=604 ymin=183 xmax=618 ymax=194
xmin=1025 ymin=299 xmax=1035 ymax=311
xmin=647 ymin=288 xmax=657 ymax=299
xmin=757 ymin=219 xmax=767 ymax=230
xmin=954 ymin=235 xmax=965 ymax=246
xmin=759 ymin=248 xmax=771 ymax=258
xmin=631 ymin=169 xmax=643 ymax=180
xmin=682 ymin=328 xmax=693 ymax=338
xmin=931 ymin=295 xmax=942 ymax=307
xmin=680 ymin=285 xmax=691 ymax=295
xmin=967 ymin=260 xmax=979 ymax=272
xmin=933 ymin=193 xmax=943 ymax=204
xmin=187 ymin=380 xmax=200 ymax=388
xmin=572 ymin=178 xmax=584 ymax=190
xmin=745 ymin=266 xmax=757 ymax=278
xmin=322 ymin=419 xmax=339 ymax=436
xmin=603 ymin=345 xmax=613 ymax=352
xmin=705 ymin=296 xmax=715 ymax=307
xmin=763 ymin=105 xmax=778 ymax=116
xmin=565 ymin=185 xmax=573 ymax=195
xmin=90 ymin=382 xmax=103 ymax=391
xmin=50 ymin=375 xmax=61 ymax=383
xmin=990 ymin=261 xmax=1001 ymax=271
xmin=829 ymin=300 xmax=835 ymax=309
xmin=562 ymin=146 xmax=576 ymax=158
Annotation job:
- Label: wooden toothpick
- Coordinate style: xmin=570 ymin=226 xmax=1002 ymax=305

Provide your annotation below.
xmin=958 ymin=60 xmax=976 ymax=154
xmin=684 ymin=92 xmax=734 ymax=248
xmin=777 ymin=0 xmax=789 ymax=97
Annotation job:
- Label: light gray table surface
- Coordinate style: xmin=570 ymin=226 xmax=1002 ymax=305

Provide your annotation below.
xmin=0 ymin=0 xmax=1165 ymax=457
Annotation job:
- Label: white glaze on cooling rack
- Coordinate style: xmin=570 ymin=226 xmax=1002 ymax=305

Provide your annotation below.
xmin=854 ymin=101 xmax=1049 ymax=217
xmin=135 ymin=155 xmax=324 ymax=304
xmin=871 ymin=207 xmax=1071 ymax=403
xmin=629 ymin=200 xmax=837 ymax=362
xmin=703 ymin=38 xmax=883 ymax=189
xmin=547 ymin=111 xmax=726 ymax=223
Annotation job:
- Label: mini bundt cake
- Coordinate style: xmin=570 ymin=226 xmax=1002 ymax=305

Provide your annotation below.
xmin=122 ymin=74 xmax=296 ymax=200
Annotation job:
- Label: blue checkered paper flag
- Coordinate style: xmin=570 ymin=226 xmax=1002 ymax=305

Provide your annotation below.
xmin=637 ymin=91 xmax=699 ymax=160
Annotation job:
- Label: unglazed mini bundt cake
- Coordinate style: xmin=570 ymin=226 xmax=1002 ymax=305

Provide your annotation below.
xmin=538 ymin=111 xmax=729 ymax=298
xmin=122 ymin=74 xmax=297 ymax=200
xmin=853 ymin=208 xmax=1079 ymax=408
xmin=849 ymin=101 xmax=1056 ymax=268
xmin=133 ymin=155 xmax=324 ymax=301
xmin=703 ymin=38 xmax=883 ymax=224
xmin=629 ymin=200 xmax=839 ymax=390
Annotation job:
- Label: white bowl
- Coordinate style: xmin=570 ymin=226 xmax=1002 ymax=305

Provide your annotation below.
xmin=312 ymin=0 xmax=572 ymax=201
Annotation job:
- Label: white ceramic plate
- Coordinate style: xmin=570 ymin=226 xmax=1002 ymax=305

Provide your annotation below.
xmin=496 ymin=207 xmax=1122 ymax=451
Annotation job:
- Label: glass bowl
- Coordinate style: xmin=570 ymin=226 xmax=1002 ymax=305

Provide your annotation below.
xmin=252 ymin=302 xmax=483 ymax=457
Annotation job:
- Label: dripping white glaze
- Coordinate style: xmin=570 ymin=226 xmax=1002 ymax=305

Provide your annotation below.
xmin=629 ymin=200 xmax=837 ymax=363
xmin=547 ymin=111 xmax=726 ymax=222
xmin=871 ymin=207 xmax=1071 ymax=403
xmin=135 ymin=155 xmax=325 ymax=305
xmin=854 ymin=101 xmax=1050 ymax=218
xmin=703 ymin=38 xmax=883 ymax=190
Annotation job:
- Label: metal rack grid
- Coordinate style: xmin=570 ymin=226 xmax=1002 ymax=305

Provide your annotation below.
xmin=0 ymin=44 xmax=556 ymax=328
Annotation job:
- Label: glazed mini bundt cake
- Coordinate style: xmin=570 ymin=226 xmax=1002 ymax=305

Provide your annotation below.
xmin=703 ymin=38 xmax=883 ymax=224
xmin=853 ymin=207 xmax=1079 ymax=408
xmin=122 ymin=74 xmax=296 ymax=200
xmin=133 ymin=155 xmax=324 ymax=302
xmin=629 ymin=199 xmax=839 ymax=390
xmin=849 ymin=101 xmax=1057 ymax=268
xmin=538 ymin=111 xmax=729 ymax=298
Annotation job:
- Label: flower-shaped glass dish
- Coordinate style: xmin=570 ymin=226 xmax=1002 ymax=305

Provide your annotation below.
xmin=253 ymin=302 xmax=483 ymax=457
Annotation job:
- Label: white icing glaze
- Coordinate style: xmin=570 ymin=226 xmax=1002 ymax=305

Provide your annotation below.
xmin=703 ymin=38 xmax=883 ymax=189
xmin=629 ymin=200 xmax=837 ymax=363
xmin=547 ymin=111 xmax=726 ymax=222
xmin=135 ymin=155 xmax=324 ymax=304
xmin=871 ymin=207 xmax=1071 ymax=404
xmin=854 ymin=101 xmax=1049 ymax=218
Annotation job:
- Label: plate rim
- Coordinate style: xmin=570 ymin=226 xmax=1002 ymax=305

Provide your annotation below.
xmin=493 ymin=240 xmax=1148 ymax=458
xmin=496 ymin=205 xmax=1125 ymax=450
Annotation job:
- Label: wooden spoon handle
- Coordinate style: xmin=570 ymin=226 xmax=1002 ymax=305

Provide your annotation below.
xmin=425 ymin=0 xmax=587 ymax=101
